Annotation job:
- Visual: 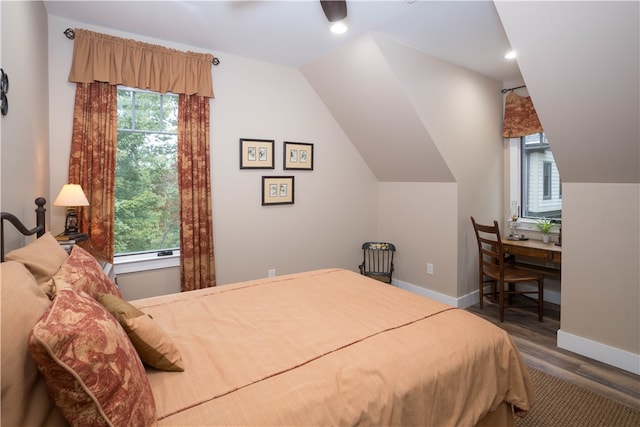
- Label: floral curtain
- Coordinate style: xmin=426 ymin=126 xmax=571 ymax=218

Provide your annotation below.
xmin=68 ymin=82 xmax=117 ymax=262
xmin=177 ymin=94 xmax=216 ymax=291
xmin=66 ymin=29 xmax=216 ymax=289
xmin=502 ymin=91 xmax=543 ymax=138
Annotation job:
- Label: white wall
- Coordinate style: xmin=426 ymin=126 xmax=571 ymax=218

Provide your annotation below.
xmin=377 ymin=182 xmax=457 ymax=297
xmin=301 ymin=34 xmax=504 ymax=301
xmin=117 ymin=267 xmax=180 ymax=300
xmin=375 ymin=36 xmax=504 ymax=298
xmin=47 ymin=15 xmax=378 ymax=288
xmin=559 ymin=183 xmax=639 ymax=373
xmin=0 ymin=1 xmax=49 ymax=250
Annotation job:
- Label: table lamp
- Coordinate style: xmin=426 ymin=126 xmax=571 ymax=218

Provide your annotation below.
xmin=53 ymin=184 xmax=89 ymax=235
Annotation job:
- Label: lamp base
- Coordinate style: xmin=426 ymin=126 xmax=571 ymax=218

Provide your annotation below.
xmin=508 ymin=220 xmax=523 ymax=240
xmin=63 ymin=208 xmax=79 ymax=234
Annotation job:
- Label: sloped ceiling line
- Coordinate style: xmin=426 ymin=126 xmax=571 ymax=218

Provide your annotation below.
xmin=301 ymin=34 xmax=454 ymax=183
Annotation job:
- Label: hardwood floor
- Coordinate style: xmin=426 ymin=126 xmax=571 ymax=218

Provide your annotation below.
xmin=465 ymin=297 xmax=640 ymax=410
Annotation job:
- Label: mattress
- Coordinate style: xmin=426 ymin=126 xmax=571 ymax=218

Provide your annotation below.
xmin=131 ymin=268 xmax=534 ymax=426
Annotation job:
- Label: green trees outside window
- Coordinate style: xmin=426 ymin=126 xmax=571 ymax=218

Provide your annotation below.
xmin=115 ymin=88 xmax=180 ymax=255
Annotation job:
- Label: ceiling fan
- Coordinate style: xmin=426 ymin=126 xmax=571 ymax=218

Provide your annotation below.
xmin=320 ymin=0 xmax=347 ymax=22
xmin=320 ymin=0 xmax=348 ymax=33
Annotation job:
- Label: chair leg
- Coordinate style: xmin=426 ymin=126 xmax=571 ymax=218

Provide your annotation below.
xmin=499 ymin=281 xmax=505 ymax=322
xmin=538 ymin=277 xmax=544 ymax=322
xmin=479 ymin=277 xmax=484 ymax=309
xmin=508 ymin=283 xmax=514 ymax=305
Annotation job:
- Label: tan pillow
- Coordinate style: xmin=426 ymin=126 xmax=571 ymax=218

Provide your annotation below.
xmin=38 ymin=278 xmax=56 ymax=300
xmin=97 ymin=292 xmax=185 ymax=372
xmin=28 ymin=282 xmax=157 ymax=426
xmin=5 ymin=232 xmax=69 ymax=284
xmin=53 ymin=244 xmax=122 ymax=299
xmin=0 ymin=261 xmax=66 ymax=427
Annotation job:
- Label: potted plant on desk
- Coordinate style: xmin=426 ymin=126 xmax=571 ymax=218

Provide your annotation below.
xmin=535 ymin=218 xmax=557 ymax=243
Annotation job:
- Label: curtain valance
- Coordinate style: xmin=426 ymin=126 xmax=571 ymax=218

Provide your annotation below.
xmin=502 ymin=91 xmax=542 ymax=138
xmin=68 ymin=29 xmax=214 ymax=98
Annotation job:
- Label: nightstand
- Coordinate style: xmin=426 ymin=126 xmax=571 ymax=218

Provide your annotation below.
xmin=56 ymin=232 xmax=88 ymax=253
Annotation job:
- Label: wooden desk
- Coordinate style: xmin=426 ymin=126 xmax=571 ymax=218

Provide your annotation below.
xmin=501 ymin=238 xmax=561 ymax=263
xmin=502 ymin=238 xmax=561 ymax=278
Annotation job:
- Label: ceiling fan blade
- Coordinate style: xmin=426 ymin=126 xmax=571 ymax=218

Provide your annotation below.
xmin=320 ymin=0 xmax=347 ymax=22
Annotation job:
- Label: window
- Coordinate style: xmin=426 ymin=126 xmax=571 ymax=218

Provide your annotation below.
xmin=543 ymin=162 xmax=552 ymax=199
xmin=521 ymin=133 xmax=562 ymax=219
xmin=115 ymin=88 xmax=180 ymax=256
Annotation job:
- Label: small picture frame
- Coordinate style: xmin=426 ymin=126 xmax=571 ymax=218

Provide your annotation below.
xmin=240 ymin=138 xmax=275 ymax=169
xmin=284 ymin=141 xmax=314 ymax=170
xmin=262 ymin=176 xmax=294 ymax=205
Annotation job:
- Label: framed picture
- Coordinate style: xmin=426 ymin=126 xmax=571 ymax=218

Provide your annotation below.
xmin=240 ymin=138 xmax=275 ymax=169
xmin=262 ymin=176 xmax=294 ymax=205
xmin=283 ymin=141 xmax=314 ymax=170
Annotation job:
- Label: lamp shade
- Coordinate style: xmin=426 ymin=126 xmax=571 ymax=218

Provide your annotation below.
xmin=53 ymin=184 xmax=90 ymax=207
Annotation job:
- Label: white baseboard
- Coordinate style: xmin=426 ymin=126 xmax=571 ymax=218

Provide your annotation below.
xmin=392 ymin=279 xmax=483 ymax=308
xmin=392 ymin=279 xmax=561 ymax=308
xmin=393 ymin=280 xmax=639 ymax=376
xmin=391 ymin=279 xmax=463 ymax=307
xmin=557 ymin=330 xmax=640 ymax=375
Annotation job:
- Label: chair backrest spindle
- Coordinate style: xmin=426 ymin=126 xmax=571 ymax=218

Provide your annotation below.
xmin=358 ymin=242 xmax=396 ymax=284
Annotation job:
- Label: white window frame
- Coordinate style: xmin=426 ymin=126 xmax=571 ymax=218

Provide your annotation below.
xmin=113 ymin=86 xmax=181 ymax=274
xmin=114 ymin=250 xmax=180 ymax=274
xmin=507 ymin=138 xmax=560 ymax=235
xmin=508 ymin=138 xmax=532 ymax=231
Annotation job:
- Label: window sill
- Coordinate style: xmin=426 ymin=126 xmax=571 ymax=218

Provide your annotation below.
xmin=511 ymin=218 xmax=560 ymax=234
xmin=114 ymin=251 xmax=180 ymax=274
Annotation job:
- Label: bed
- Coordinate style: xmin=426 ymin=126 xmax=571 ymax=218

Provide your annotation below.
xmin=1 ymin=198 xmax=534 ymax=427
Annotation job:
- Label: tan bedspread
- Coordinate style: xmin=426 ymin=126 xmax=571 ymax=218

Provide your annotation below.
xmin=132 ymin=268 xmax=534 ymax=426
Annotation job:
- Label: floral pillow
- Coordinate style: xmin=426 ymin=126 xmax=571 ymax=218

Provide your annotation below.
xmin=52 ymin=244 xmax=122 ymax=299
xmin=28 ymin=282 xmax=156 ymax=426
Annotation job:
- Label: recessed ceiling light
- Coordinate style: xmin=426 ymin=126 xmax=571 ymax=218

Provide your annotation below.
xmin=505 ymin=51 xmax=517 ymax=60
xmin=331 ymin=20 xmax=348 ymax=34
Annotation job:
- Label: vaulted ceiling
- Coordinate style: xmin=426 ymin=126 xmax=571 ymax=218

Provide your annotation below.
xmin=44 ymin=1 xmax=639 ymax=184
xmin=301 ymin=34 xmax=456 ymax=183
xmin=495 ymin=1 xmax=639 ymax=183
xmin=43 ymin=0 xmax=522 ymax=82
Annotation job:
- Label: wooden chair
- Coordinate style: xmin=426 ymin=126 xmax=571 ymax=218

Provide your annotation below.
xmin=359 ymin=242 xmax=396 ymax=284
xmin=470 ymin=217 xmax=544 ymax=322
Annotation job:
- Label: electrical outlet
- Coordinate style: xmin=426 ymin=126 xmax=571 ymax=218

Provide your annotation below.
xmin=427 ymin=263 xmax=434 ymax=275
xmin=268 ymin=269 xmax=276 ymax=277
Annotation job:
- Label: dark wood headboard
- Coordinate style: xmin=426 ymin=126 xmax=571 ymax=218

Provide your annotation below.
xmin=0 ymin=197 xmax=46 ymax=261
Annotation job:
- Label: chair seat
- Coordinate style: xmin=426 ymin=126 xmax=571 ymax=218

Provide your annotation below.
xmin=364 ymin=273 xmax=392 ymax=283
xmin=484 ymin=266 xmax=541 ymax=283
